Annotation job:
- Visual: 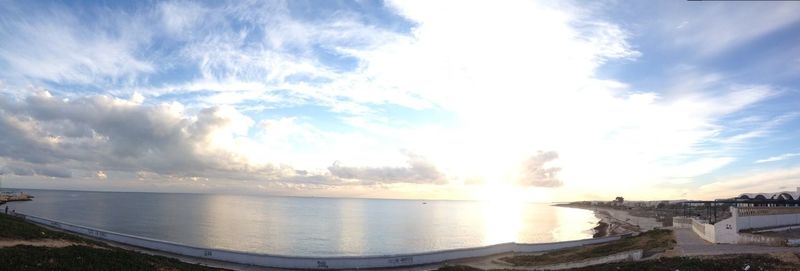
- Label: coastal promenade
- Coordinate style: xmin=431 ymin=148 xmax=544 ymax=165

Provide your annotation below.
xmin=586 ymin=206 xmax=800 ymax=256
xmin=15 ymin=206 xmax=800 ymax=270
xmin=17 ymin=213 xmax=625 ymax=270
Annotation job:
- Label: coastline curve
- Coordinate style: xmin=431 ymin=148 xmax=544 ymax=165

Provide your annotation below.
xmin=16 ymin=213 xmax=625 ymax=269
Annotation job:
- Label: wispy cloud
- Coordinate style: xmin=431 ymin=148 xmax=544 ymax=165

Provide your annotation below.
xmin=0 ymin=1 xmax=798 ymax=200
xmin=0 ymin=3 xmax=154 ymax=86
xmin=693 ymin=166 xmax=800 ymax=199
xmin=663 ymin=2 xmax=800 ymax=57
xmin=756 ymin=153 xmax=800 ymax=164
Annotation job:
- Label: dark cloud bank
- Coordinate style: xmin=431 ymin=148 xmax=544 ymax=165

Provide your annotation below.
xmin=0 ymin=92 xmax=448 ymax=186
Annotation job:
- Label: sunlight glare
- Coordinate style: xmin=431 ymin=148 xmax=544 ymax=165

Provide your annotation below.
xmin=481 ymin=199 xmax=523 ymax=245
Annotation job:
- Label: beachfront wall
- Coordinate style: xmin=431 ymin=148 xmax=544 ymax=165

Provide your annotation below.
xmin=19 ymin=213 xmax=623 ymax=270
xmin=738 ymin=232 xmax=786 ymax=246
xmin=689 ymin=216 xmax=738 ymax=244
xmin=691 ymin=218 xmax=716 ymax=243
xmin=734 ymin=207 xmax=800 ymax=231
xmin=713 ymin=216 xmax=738 ymax=244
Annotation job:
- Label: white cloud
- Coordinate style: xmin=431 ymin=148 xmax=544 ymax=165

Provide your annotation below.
xmin=328 ymin=152 xmax=447 ymax=185
xmin=158 ymin=1 xmax=206 ymax=35
xmin=693 ymin=167 xmax=800 ymax=199
xmin=665 ymin=2 xmax=800 ymax=56
xmin=0 ymin=91 xmax=453 ymax=192
xmin=0 ymin=92 xmax=262 ymax=177
xmin=756 ymin=153 xmax=800 ymax=164
xmin=316 ymin=1 xmax=780 ymax=199
xmin=516 ymin=151 xmax=562 ymax=187
xmin=718 ymin=113 xmax=797 ymax=145
xmin=95 ymin=170 xmax=107 ymax=180
xmin=0 ymin=1 xmax=793 ymax=200
xmin=0 ymin=5 xmax=154 ymax=85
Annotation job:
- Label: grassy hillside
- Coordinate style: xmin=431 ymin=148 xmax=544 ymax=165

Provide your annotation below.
xmin=0 ymin=213 xmax=221 ymax=271
xmin=501 ymin=229 xmax=675 ymax=266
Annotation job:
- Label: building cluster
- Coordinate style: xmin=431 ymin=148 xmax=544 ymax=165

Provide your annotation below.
xmin=736 ymin=188 xmax=800 ymax=201
xmin=583 ymin=199 xmax=686 ymax=208
xmin=677 ymin=187 xmax=800 ymax=245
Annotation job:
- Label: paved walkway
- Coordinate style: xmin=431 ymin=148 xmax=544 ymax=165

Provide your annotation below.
xmin=673 ymin=228 xmax=800 ymax=256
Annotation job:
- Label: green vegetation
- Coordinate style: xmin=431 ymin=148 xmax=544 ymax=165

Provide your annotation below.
xmin=0 ymin=213 xmax=92 ymax=243
xmin=0 ymin=245 xmax=219 ymax=271
xmin=501 ymin=229 xmax=675 ymax=266
xmin=0 ymin=213 xmax=220 ymax=271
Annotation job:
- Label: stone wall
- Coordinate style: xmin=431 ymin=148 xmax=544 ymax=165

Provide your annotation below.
xmin=737 ymin=233 xmax=786 ymax=246
xmin=734 ymin=207 xmax=800 ymax=231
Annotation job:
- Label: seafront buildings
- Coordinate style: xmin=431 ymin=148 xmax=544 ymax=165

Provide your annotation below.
xmin=675 ymin=187 xmax=800 ymax=245
xmin=737 ymin=190 xmax=800 ymax=202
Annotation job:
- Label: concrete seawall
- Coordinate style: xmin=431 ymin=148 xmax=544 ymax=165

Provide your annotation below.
xmin=18 ymin=213 xmax=624 ymax=269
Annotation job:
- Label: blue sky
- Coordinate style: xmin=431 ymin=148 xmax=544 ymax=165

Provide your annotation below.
xmin=1 ymin=0 xmax=800 ymax=201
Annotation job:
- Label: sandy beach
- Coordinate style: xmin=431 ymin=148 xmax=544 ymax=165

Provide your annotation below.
xmin=556 ymin=204 xmax=662 ymax=237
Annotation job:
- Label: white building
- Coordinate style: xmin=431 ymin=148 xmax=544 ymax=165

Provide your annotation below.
xmin=675 ymin=187 xmax=800 ymax=245
xmin=736 ymin=187 xmax=800 ymax=201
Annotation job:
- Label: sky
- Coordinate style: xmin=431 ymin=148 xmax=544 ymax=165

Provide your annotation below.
xmin=1 ymin=0 xmax=800 ymax=202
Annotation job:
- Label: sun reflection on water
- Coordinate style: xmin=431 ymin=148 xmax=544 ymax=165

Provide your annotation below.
xmin=481 ymin=200 xmax=523 ymax=245
xmin=480 ymin=200 xmax=598 ymax=246
xmin=552 ymin=206 xmax=599 ymax=241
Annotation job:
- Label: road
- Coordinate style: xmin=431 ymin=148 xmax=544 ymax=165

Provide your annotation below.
xmin=673 ymin=228 xmax=800 ymax=256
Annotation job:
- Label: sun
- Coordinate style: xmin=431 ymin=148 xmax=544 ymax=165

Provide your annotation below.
xmin=478 ymin=183 xmax=553 ymax=203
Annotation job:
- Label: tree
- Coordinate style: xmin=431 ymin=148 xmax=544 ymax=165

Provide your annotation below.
xmin=614 ymin=196 xmax=624 ymax=205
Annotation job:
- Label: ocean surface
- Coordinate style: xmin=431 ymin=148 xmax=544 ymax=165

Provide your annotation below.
xmin=4 ymin=189 xmax=599 ymax=256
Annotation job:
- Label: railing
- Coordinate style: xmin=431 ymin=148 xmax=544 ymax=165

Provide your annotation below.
xmin=737 ymin=207 xmax=800 ymax=217
xmin=18 ymin=213 xmax=624 ymax=269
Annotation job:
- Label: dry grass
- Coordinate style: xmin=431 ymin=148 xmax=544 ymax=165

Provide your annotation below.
xmin=567 ymin=253 xmax=799 ymax=271
xmin=500 ymin=229 xmax=675 ymax=266
xmin=441 ymin=254 xmax=800 ymax=271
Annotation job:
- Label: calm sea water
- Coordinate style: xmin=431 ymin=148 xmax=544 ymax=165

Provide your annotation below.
xmin=4 ymin=189 xmax=599 ymax=256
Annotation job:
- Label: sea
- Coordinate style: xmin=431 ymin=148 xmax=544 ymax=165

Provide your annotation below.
xmin=3 ymin=189 xmax=599 ymax=256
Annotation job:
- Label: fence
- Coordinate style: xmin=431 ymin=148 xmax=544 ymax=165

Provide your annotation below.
xmin=737 ymin=207 xmax=800 ymax=217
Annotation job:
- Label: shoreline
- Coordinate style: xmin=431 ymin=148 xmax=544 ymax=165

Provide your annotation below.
xmin=592 ymin=221 xmax=609 ymax=238
xmin=15 ymin=212 xmax=625 ymax=270
xmin=555 ymin=203 xmax=658 ymax=238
